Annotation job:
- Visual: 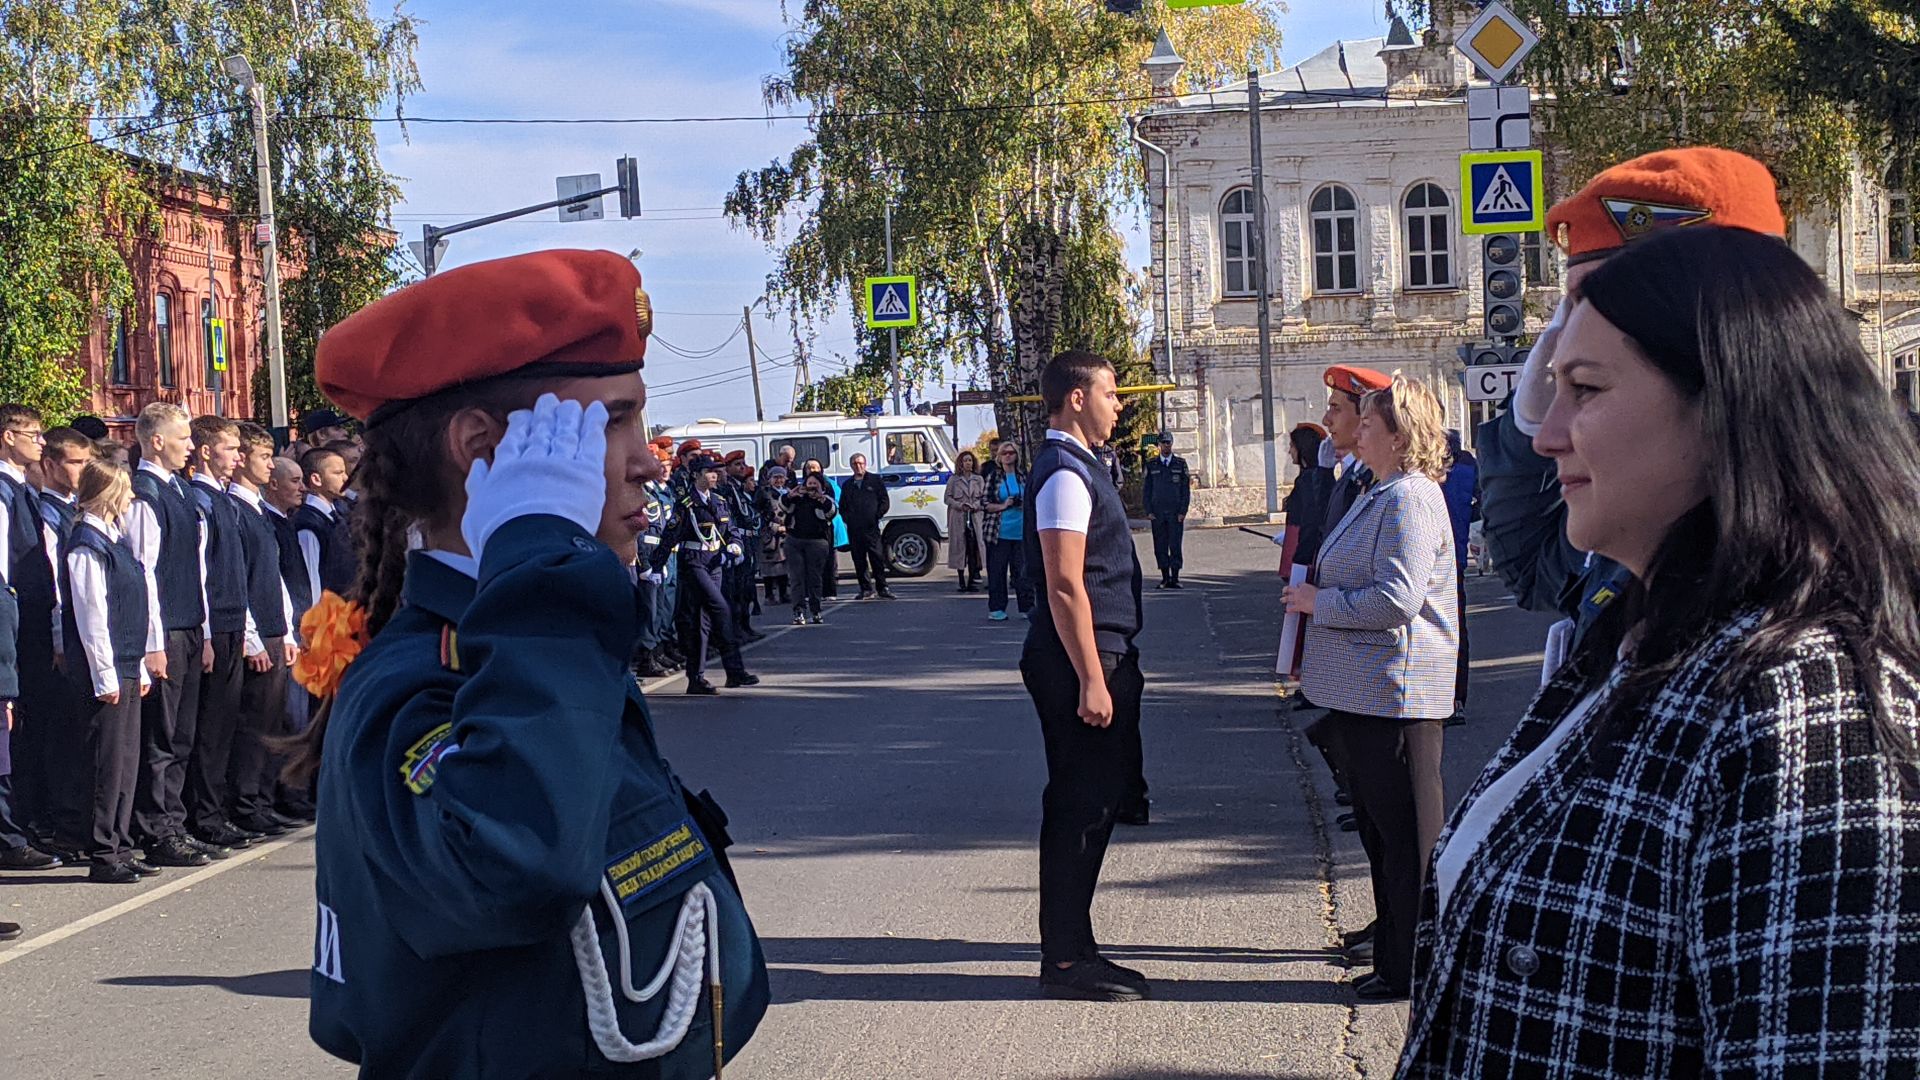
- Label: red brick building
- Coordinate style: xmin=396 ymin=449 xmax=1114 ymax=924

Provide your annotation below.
xmin=79 ymin=175 xmax=285 ymax=432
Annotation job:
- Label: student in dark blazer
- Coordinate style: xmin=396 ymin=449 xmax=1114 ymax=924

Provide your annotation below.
xmin=225 ymin=423 xmax=299 ymax=836
xmin=1402 ymin=227 xmax=1920 ymax=1076
xmin=185 ymin=416 xmax=260 ymax=850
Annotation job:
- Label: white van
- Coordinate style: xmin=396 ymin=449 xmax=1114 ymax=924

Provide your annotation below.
xmin=658 ymin=413 xmax=959 ymax=576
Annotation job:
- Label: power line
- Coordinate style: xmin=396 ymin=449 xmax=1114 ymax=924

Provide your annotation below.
xmin=651 ymin=321 xmax=745 ymax=359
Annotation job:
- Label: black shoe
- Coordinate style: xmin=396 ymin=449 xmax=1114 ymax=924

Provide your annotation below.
xmin=686 ymin=677 xmax=719 ymax=696
xmin=1093 ymin=955 xmax=1147 ymax=984
xmin=1344 ymin=939 xmax=1375 ymax=965
xmin=877 ymin=588 xmax=896 ymax=599
xmin=1445 ymin=711 xmax=1467 ymax=727
xmin=1338 ymin=815 xmax=1359 ymax=833
xmin=0 ymin=920 xmax=20 ymax=941
xmin=1115 ymin=801 xmax=1150 ymax=826
xmin=724 ymin=673 xmax=760 ymax=688
xmin=856 ymin=588 xmax=875 ymax=601
xmin=1341 ymin=925 xmax=1374 ymax=949
xmin=634 ymin=655 xmax=671 ymax=678
xmin=1354 ymin=973 xmax=1408 ymax=1001
xmin=1156 ymin=577 xmax=1170 ymax=589
xmin=792 ymin=614 xmax=807 ymax=625
xmin=128 ymin=858 xmax=162 ymax=878
xmin=1334 ymin=789 xmax=1352 ymax=807
xmin=1167 ymin=577 xmax=1184 ymax=590
xmin=232 ymin=814 xmax=290 ymax=837
xmin=145 ymin=837 xmax=212 ymax=868
xmin=1039 ymin=959 xmax=1150 ymax=1002
xmin=0 ymin=846 xmax=61 ymax=870
xmin=193 ymin=822 xmax=257 ymax=849
xmin=276 ymin=804 xmax=316 ymax=825
xmin=808 ymin=614 xmax=824 ymax=625
xmin=89 ymin=862 xmax=142 ymax=885
xmin=186 ymin=836 xmax=235 ymax=860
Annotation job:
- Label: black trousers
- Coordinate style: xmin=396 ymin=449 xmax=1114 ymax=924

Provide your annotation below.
xmin=1149 ymin=515 xmax=1185 ymax=574
xmin=724 ymin=557 xmax=756 ymax=638
xmin=230 ymin=636 xmax=290 ymax=822
xmin=79 ymin=684 xmax=142 ymax=865
xmin=1023 ymin=641 xmax=1145 ymax=963
xmin=785 ymin=538 xmax=829 ymax=617
xmin=1333 ymin=711 xmax=1444 ymax=990
xmin=32 ymin=664 xmax=88 ymax=848
xmin=847 ymin=524 xmax=887 ymax=590
xmin=676 ymin=559 xmax=746 ymax=681
xmin=1453 ymin=565 xmax=1470 ymax=714
xmin=187 ymin=629 xmax=247 ymax=833
xmin=135 ymin=626 xmax=203 ymax=842
xmin=987 ymin=539 xmax=1033 ymax=614
xmin=12 ymin=625 xmax=57 ymax=830
xmin=821 ymin=544 xmax=839 ymax=599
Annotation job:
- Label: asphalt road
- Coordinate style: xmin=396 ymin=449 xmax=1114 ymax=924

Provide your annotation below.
xmin=0 ymin=527 xmax=1557 ymax=1079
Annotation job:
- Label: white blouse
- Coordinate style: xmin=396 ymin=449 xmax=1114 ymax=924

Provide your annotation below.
xmin=66 ymin=514 xmax=152 ymax=699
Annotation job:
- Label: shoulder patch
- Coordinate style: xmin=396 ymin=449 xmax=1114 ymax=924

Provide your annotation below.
xmin=399 ymin=722 xmax=459 ymax=795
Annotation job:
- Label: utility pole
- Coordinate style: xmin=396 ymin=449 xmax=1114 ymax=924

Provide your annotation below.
xmin=1248 ymin=65 xmax=1279 ymax=521
xmin=884 ymin=201 xmax=903 ymax=415
xmin=743 ymin=304 xmax=765 ymax=421
xmin=224 ymin=55 xmax=288 ymax=434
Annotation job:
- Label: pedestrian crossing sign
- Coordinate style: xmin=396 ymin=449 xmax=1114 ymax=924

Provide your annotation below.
xmin=208 ymin=317 xmax=228 ymax=372
xmin=1461 ymin=150 xmax=1545 ymax=234
xmin=864 ymin=275 xmax=919 ymax=329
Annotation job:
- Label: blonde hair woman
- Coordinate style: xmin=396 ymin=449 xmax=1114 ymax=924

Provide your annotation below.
xmin=59 ymin=461 xmax=155 ymax=884
xmin=1282 ymin=374 xmax=1458 ymax=1001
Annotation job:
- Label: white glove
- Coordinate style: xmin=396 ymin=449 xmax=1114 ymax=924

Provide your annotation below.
xmin=461 ymin=394 xmax=609 ymax=560
xmin=640 ymin=569 xmax=666 ymax=586
xmin=1270 ymin=532 xmax=1288 ymax=547
xmin=1511 ymin=294 xmax=1570 ymax=437
xmin=1316 ymin=438 xmax=1339 ymax=470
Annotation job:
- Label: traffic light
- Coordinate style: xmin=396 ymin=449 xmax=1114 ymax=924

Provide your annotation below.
xmin=1481 ymin=233 xmax=1523 ymax=340
xmin=616 ymin=156 xmax=642 ymax=219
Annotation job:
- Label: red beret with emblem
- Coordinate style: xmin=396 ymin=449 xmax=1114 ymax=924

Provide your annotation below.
xmin=676 ymin=439 xmax=703 ymax=457
xmin=1324 ymin=365 xmax=1392 ymax=399
xmin=1546 ymin=148 xmax=1786 ymax=265
xmin=723 ymin=450 xmax=747 ymax=464
xmin=316 ymin=249 xmax=652 ymax=423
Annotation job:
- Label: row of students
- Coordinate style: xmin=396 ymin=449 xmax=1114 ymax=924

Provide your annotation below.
xmin=0 ymin=402 xmax=359 ymax=889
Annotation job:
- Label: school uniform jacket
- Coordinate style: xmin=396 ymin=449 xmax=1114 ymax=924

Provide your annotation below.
xmin=310 ymin=516 xmax=768 ymax=1077
xmin=1399 ymin=611 xmax=1920 ymax=1077
xmin=1300 ymin=471 xmax=1458 ymax=720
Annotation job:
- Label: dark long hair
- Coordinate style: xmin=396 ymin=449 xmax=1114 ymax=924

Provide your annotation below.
xmin=282 ymin=374 xmax=557 ymax=786
xmin=1571 ymin=226 xmax=1920 ymax=785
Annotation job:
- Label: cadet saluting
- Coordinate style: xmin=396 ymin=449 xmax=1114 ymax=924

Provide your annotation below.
xmin=289 ymin=250 xmax=769 ymax=1078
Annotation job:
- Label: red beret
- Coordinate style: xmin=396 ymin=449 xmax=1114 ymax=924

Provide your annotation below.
xmin=316 ymin=249 xmax=651 ymax=423
xmin=723 ymin=450 xmax=747 ymax=464
xmin=1546 ymin=147 xmax=1785 ymax=264
xmin=677 ymin=439 xmax=702 ymax=456
xmin=1324 ymin=365 xmax=1391 ymax=398
xmin=650 ymin=435 xmax=674 ymax=449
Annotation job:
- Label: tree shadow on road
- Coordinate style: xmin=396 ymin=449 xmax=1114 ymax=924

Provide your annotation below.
xmin=101 ymin=968 xmax=309 ymax=999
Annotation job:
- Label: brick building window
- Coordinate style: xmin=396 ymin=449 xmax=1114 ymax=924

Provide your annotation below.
xmin=1220 ymin=188 xmax=1257 ymax=297
xmin=156 ymin=292 xmax=174 ymax=387
xmin=1402 ymin=183 xmax=1453 ymax=289
xmin=110 ymin=312 xmax=132 ymax=385
xmin=1891 ymin=189 xmax=1917 ymax=262
xmin=1521 ymin=232 xmax=1557 ymax=286
xmin=1310 ymin=184 xmax=1360 ymax=294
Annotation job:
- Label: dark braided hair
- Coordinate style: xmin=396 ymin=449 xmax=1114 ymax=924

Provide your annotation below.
xmin=282 ymin=373 xmax=559 ymax=787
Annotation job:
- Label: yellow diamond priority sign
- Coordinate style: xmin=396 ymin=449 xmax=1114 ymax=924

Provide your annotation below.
xmin=1457 ymin=1 xmax=1539 ymax=84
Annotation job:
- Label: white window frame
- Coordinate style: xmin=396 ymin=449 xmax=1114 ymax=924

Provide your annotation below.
xmin=1402 ymin=182 xmax=1454 ymax=290
xmin=1521 ymin=232 xmax=1558 ymax=287
xmin=1219 ymin=188 xmax=1257 ymax=297
xmin=1309 ymin=184 xmax=1361 ymax=295
xmin=1896 ymin=350 xmax=1920 ymax=411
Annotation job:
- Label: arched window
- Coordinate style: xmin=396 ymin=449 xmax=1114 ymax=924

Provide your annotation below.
xmin=1403 ymin=183 xmax=1453 ymax=289
xmin=1891 ymin=188 xmax=1916 ymax=262
xmin=1310 ymin=185 xmax=1360 ymax=293
xmin=155 ymin=292 xmax=174 ymax=387
xmin=1220 ymin=188 xmax=1257 ymax=296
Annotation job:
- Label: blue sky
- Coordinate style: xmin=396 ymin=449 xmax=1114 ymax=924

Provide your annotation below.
xmin=381 ymin=0 xmax=1387 ymax=435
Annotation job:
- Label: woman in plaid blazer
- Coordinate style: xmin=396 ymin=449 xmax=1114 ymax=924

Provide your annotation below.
xmin=1287 ymin=376 xmax=1459 ymax=1001
xmin=1402 ymin=226 xmax=1920 ymax=1076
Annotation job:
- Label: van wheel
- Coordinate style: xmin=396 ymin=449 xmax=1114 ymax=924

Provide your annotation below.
xmin=885 ymin=522 xmax=939 ymax=577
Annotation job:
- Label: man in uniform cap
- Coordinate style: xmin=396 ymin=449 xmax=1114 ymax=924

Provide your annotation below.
xmin=1477 ymin=147 xmax=1786 ymax=650
xmin=303 ymin=248 xmax=768 ymax=1077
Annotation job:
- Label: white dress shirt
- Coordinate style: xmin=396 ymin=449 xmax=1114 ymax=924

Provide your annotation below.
xmin=66 ymin=513 xmax=153 ymax=699
xmin=1032 ymin=428 xmax=1095 ymax=535
xmin=297 ymin=493 xmax=335 ymax=605
xmin=39 ymin=487 xmax=76 ymax=645
xmin=229 ymin=482 xmax=296 ymax=655
xmin=0 ymin=459 xmax=60 ymax=587
xmin=123 ymin=460 xmax=208 ymax=652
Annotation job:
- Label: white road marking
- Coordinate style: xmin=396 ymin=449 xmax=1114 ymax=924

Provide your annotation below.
xmin=0 ymin=829 xmax=312 ymax=967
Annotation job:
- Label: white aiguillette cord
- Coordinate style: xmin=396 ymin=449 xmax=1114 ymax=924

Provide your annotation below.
xmin=569 ymin=880 xmax=725 ymax=1074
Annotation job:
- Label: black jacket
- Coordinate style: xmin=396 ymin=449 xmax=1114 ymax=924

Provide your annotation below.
xmin=1142 ymin=453 xmax=1191 ymax=517
xmin=1283 ymin=465 xmax=1336 ymax=566
xmin=782 ymin=488 xmax=837 ymax=541
xmin=838 ymin=473 xmax=890 ymax=528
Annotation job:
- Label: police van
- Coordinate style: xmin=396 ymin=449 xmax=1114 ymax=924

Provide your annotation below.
xmin=659 ymin=413 xmax=959 ymax=576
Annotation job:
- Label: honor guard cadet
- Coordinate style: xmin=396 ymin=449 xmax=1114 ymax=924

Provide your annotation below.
xmin=651 ymin=455 xmax=759 ymax=695
xmin=297 ymin=249 xmax=769 ymax=1078
xmin=1140 ymin=431 xmax=1191 ymax=590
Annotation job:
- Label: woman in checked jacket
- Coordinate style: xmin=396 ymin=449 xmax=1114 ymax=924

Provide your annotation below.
xmin=1400 ymin=226 xmax=1920 ymax=1076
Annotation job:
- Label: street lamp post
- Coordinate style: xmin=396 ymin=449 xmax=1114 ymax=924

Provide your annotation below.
xmin=223 ymin=54 xmax=289 ymax=437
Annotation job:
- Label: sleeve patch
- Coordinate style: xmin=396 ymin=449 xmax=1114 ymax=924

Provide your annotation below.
xmin=605 ymin=818 xmax=711 ymax=909
xmin=399 ymin=722 xmax=459 ymax=795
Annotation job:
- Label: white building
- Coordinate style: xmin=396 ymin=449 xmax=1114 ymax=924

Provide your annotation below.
xmin=1132 ymin=13 xmax=1920 ymax=519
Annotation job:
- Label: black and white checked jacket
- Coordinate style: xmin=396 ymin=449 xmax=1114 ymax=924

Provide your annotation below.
xmin=1400 ymin=610 xmax=1920 ymax=1077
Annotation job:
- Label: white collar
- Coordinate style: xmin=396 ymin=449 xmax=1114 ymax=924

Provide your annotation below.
xmin=80 ymin=512 xmax=122 ymax=540
xmin=192 ymin=472 xmax=225 ymax=490
xmin=38 ymin=486 xmax=75 ymax=505
xmin=1045 ymin=428 xmax=1088 ymax=451
xmin=303 ymin=492 xmax=336 ymax=515
xmin=264 ymin=501 xmax=289 ymax=519
xmin=422 ymin=549 xmax=478 ymax=579
xmin=0 ymin=459 xmax=25 ymax=484
xmin=228 ymin=483 xmax=264 ymax=509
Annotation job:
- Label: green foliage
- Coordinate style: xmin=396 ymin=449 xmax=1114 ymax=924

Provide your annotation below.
xmin=728 ymin=0 xmax=1281 ymax=434
xmin=1395 ymin=0 xmax=1872 ymax=208
xmin=1774 ymin=0 xmax=1920 ymax=177
xmin=0 ymin=1 xmax=418 ymax=418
